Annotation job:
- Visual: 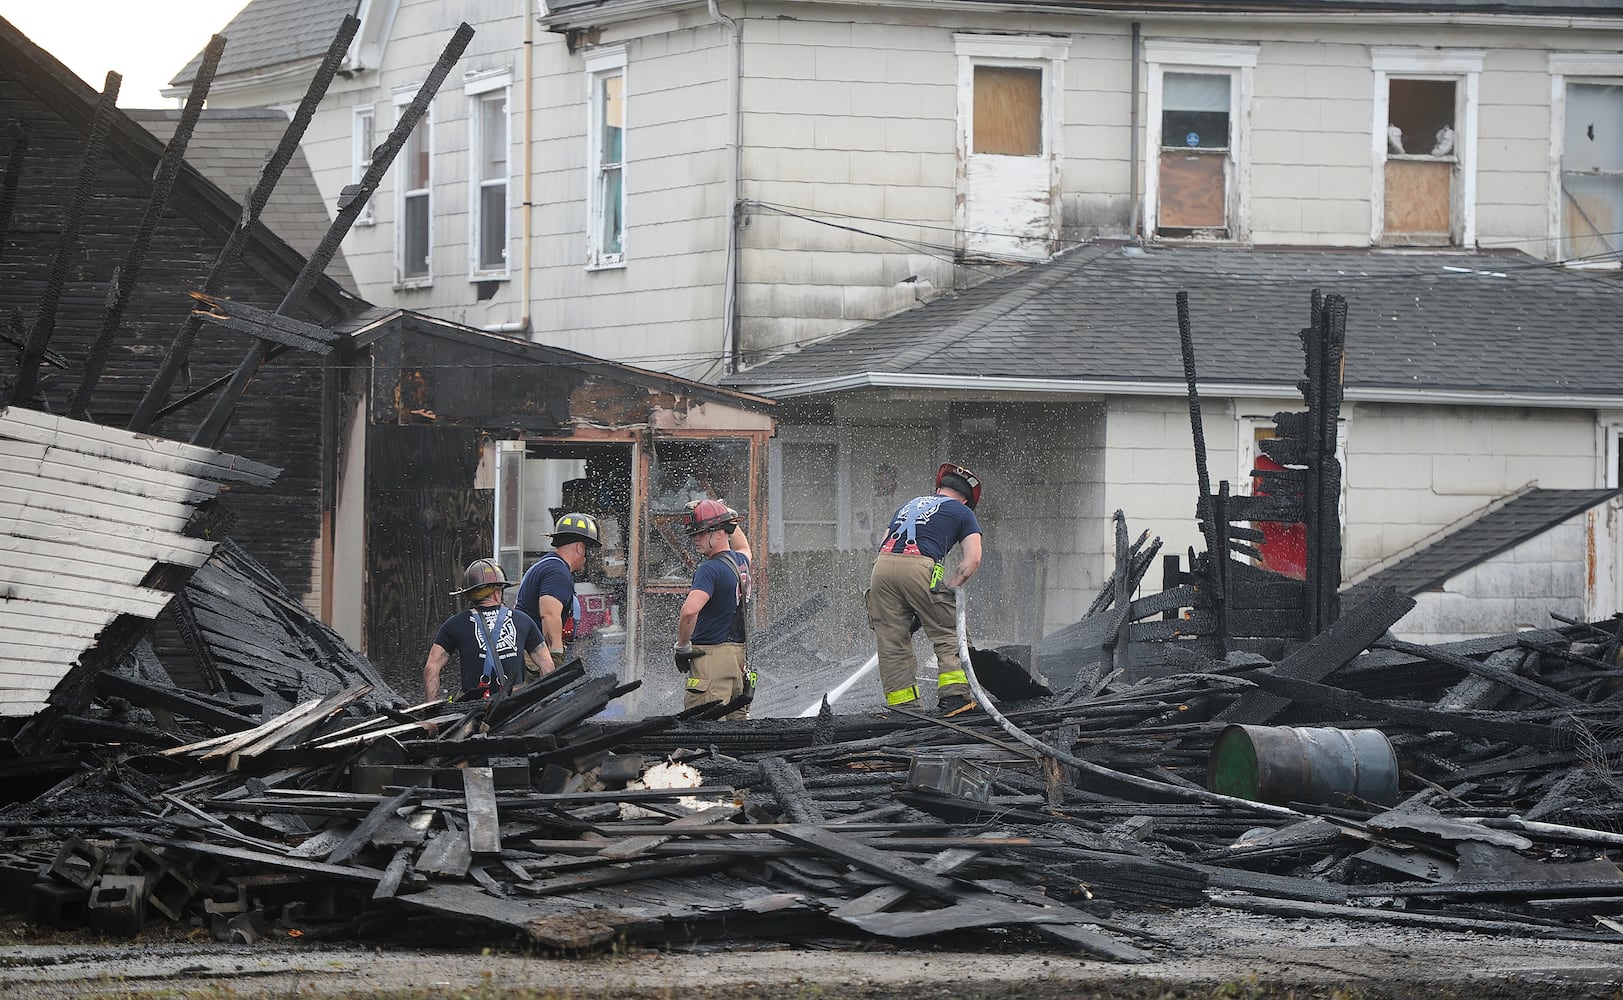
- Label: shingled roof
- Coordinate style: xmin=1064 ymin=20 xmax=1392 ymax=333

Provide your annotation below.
xmin=1340 ymin=488 xmax=1619 ymax=606
xmin=727 ymin=244 xmax=1623 ymax=404
xmin=125 ymin=109 xmax=356 ymax=294
xmin=170 ymin=0 xmax=357 ymax=87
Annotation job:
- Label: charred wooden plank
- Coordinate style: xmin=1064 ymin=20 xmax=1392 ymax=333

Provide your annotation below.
xmin=92 ymin=671 xmax=255 ymax=732
xmin=1216 ymin=584 xmax=1414 ymax=724
xmin=771 ymin=825 xmax=960 ymax=900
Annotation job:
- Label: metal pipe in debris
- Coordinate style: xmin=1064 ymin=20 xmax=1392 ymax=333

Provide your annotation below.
xmin=951 ymin=586 xmax=1302 ymax=820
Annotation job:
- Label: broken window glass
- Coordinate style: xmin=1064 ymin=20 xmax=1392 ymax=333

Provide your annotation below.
xmin=1562 ymin=82 xmax=1623 ymax=261
xmin=646 ymin=438 xmax=751 ymax=585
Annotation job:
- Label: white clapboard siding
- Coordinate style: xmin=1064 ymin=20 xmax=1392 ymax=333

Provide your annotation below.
xmin=0 ymin=443 xmax=221 ymax=505
xmin=0 ymin=505 xmax=215 ymax=565
xmin=0 ymin=407 xmax=278 ymax=485
xmin=0 ymin=408 xmax=280 ymax=719
xmin=0 ymin=469 xmax=197 ymax=530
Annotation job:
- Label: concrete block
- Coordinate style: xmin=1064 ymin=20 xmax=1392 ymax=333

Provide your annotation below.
xmin=49 ymin=837 xmax=104 ymax=890
xmin=87 ymin=874 xmax=148 ymax=937
xmin=29 ymin=879 xmax=88 ymax=928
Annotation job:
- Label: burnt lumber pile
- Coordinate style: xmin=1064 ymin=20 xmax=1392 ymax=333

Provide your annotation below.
xmin=2 ymin=584 xmax=1621 ymax=957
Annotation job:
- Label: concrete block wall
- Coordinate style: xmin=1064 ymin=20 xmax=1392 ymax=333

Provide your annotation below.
xmin=1388 ymin=514 xmax=1589 ymax=644
xmin=1343 ymin=402 xmax=1598 ymax=580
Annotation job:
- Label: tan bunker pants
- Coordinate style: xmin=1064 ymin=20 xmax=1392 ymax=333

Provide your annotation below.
xmin=866 ymin=552 xmax=969 ymax=707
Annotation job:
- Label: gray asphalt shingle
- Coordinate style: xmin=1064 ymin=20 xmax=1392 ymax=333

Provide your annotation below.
xmin=126 ymin=109 xmax=356 ymax=293
xmin=1340 ymin=488 xmax=1618 ymax=605
xmin=727 ymin=244 xmax=1623 ymax=400
xmin=170 ymin=0 xmax=357 ymax=87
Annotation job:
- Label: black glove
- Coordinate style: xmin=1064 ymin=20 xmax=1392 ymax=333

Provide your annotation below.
xmin=908 ymin=611 xmax=923 ymax=635
xmin=674 ymin=646 xmax=704 ymax=673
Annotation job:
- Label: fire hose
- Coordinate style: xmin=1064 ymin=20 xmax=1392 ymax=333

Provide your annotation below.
xmin=950 ymin=585 xmax=1303 ymax=820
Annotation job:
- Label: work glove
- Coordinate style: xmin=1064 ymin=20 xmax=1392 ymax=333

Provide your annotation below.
xmin=549 ymin=647 xmax=566 ymax=669
xmin=673 ymin=643 xmax=704 ymax=673
xmin=724 ymin=505 xmax=739 ymax=533
xmin=908 ymin=611 xmax=923 ymax=635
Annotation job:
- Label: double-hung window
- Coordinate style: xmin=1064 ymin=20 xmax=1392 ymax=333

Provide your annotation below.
xmin=1371 ymin=48 xmax=1482 ymax=248
xmin=466 ymin=71 xmax=512 ymax=278
xmin=1550 ymin=54 xmax=1623 ymax=266
xmin=585 ymin=46 xmax=627 ymax=268
xmin=352 ymin=105 xmax=375 ymax=225
xmin=393 ymin=90 xmax=433 ymax=285
xmin=1144 ymin=41 xmax=1257 ymax=241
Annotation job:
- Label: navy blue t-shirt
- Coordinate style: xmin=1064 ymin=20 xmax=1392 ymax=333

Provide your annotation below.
xmin=514 ymin=553 xmax=576 ymax=640
xmin=432 ymin=605 xmax=543 ymax=694
xmin=879 ymin=495 xmax=982 ymax=561
xmin=690 ymin=551 xmax=750 ymax=645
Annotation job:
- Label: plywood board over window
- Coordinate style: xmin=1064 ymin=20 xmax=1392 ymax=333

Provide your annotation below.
xmin=973 ymin=66 xmax=1042 ymax=156
xmin=1385 ymin=159 xmax=1452 ymax=240
xmin=1159 ymin=152 xmax=1226 ymax=229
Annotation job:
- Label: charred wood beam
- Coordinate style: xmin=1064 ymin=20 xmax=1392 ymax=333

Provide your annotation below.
xmin=91 ymin=671 xmax=255 ymax=733
xmin=7 ymin=71 xmax=120 ymax=407
xmin=0 ymin=123 xmax=30 ymax=268
xmin=191 ymin=22 xmax=475 ymax=448
xmin=1378 ymin=637 xmax=1585 ymax=710
xmin=1175 ymin=291 xmax=1212 ymax=518
xmin=188 ymin=293 xmax=337 ymax=355
xmin=68 ymin=36 xmax=225 ymax=420
xmin=127 ymin=15 xmax=362 ymax=433
xmin=1215 ymin=584 xmax=1415 ymax=725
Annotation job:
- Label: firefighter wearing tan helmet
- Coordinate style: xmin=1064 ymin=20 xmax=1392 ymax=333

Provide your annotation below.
xmin=866 ymin=463 xmax=984 ymax=716
xmin=422 ymin=558 xmax=550 ymax=702
xmin=673 ymin=498 xmax=756 ymax=719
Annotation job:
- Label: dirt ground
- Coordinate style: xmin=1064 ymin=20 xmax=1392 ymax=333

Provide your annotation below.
xmin=3 ymin=906 xmax=1621 ymax=999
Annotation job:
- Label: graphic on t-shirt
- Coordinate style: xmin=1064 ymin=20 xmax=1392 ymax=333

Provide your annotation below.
xmin=471 ymin=608 xmax=521 ymax=659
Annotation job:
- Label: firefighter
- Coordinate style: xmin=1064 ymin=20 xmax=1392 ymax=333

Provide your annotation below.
xmin=867 ymin=463 xmax=984 ymax=716
xmin=423 ymin=558 xmax=549 ymax=702
xmin=673 ymin=498 xmax=755 ymax=719
xmin=514 ymin=513 xmax=601 ymax=671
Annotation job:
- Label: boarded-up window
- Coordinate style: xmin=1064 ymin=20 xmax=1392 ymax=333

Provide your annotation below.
xmin=1158 ymin=72 xmax=1230 ymax=233
xmin=1383 ymin=79 xmax=1456 ymax=245
xmin=1562 ymin=83 xmax=1623 ymax=261
xmin=973 ymin=66 xmax=1042 ymax=156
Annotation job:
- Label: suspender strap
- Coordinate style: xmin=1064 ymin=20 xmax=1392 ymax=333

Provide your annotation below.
xmin=470 ymin=606 xmax=510 ymax=684
xmin=715 ymin=551 xmax=749 ymax=642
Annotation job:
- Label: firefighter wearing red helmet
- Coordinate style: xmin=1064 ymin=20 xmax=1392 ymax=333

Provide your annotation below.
xmin=422 ymin=558 xmax=549 ymax=702
xmin=673 ymin=498 xmax=756 ymax=719
xmin=866 ymin=463 xmax=984 ymax=716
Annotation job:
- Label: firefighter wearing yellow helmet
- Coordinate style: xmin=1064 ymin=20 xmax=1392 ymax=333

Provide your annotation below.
xmin=515 ymin=513 xmax=602 ymax=670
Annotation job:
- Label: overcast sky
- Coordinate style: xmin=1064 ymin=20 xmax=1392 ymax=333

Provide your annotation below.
xmin=1 ymin=2 xmax=250 ymax=108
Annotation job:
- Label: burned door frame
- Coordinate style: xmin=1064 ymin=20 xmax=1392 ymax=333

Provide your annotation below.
xmin=1590 ymin=416 xmax=1623 ymax=620
xmin=953 ymin=33 xmax=1067 ymax=261
xmin=1370 ymin=48 xmax=1482 ymax=248
xmin=1547 ymin=53 xmax=1623 ymax=267
xmin=1142 ymin=40 xmax=1257 ymax=242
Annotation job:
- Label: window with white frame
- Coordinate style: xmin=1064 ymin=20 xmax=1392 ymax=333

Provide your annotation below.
xmin=585 ymin=46 xmax=626 ymax=268
xmin=466 ymin=72 xmax=512 ymax=277
xmin=393 ymin=91 xmax=432 ymax=284
xmin=1144 ymin=41 xmax=1256 ymax=240
xmin=1371 ymin=48 xmax=1482 ymax=248
xmin=352 ymin=105 xmax=375 ymax=225
xmin=1550 ymin=55 xmax=1623 ymax=267
xmin=953 ymin=34 xmax=1067 ymax=260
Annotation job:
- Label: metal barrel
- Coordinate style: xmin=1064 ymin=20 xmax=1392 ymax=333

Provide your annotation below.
xmin=1207 ymin=724 xmax=1399 ymax=807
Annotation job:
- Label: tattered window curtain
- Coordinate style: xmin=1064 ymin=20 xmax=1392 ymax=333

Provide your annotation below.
xmin=973 ymin=66 xmax=1043 ymax=156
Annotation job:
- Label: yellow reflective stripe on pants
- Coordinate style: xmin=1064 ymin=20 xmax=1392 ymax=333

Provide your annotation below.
xmin=937 ymin=669 xmax=967 ymax=689
xmin=885 ymin=685 xmax=920 ymax=706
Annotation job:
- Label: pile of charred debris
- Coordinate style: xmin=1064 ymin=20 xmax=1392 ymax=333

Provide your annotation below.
xmin=2 ymin=288 xmax=1621 ymax=960
xmin=2 ymin=571 xmax=1623 ymax=959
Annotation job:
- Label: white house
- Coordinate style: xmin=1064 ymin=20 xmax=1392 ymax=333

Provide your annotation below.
xmin=171 ymin=0 xmax=1623 ymax=658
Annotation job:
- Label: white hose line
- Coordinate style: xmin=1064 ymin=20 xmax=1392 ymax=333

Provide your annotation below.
xmin=951 ymin=586 xmax=1302 ymax=820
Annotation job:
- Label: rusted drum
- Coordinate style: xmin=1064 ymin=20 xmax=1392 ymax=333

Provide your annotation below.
xmin=1207 ymin=724 xmax=1399 ymax=806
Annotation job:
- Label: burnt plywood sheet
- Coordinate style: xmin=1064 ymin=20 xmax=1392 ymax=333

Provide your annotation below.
xmin=0 ymin=406 xmax=277 ymax=718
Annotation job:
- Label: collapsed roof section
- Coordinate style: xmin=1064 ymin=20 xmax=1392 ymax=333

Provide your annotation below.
xmin=0 ymin=406 xmax=277 ymax=722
